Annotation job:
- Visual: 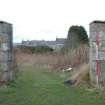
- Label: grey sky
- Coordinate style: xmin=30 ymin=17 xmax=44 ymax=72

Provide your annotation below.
xmin=0 ymin=0 xmax=105 ymax=42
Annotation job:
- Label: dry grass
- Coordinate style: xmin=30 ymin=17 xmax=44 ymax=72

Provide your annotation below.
xmin=64 ymin=44 xmax=89 ymax=67
xmin=15 ymin=49 xmax=65 ymax=69
xmin=69 ymin=63 xmax=89 ymax=85
xmin=15 ymin=44 xmax=89 ymax=71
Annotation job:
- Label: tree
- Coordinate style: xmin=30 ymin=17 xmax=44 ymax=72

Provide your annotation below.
xmin=64 ymin=25 xmax=89 ymax=51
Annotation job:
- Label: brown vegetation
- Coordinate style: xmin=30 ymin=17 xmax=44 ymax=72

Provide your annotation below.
xmin=15 ymin=49 xmax=64 ymax=69
xmin=64 ymin=44 xmax=89 ymax=67
xmin=15 ymin=44 xmax=89 ymax=71
xmin=70 ymin=63 xmax=89 ymax=85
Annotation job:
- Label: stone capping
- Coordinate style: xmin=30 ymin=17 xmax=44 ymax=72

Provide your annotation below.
xmin=90 ymin=20 xmax=105 ymax=25
xmin=0 ymin=20 xmax=12 ymax=25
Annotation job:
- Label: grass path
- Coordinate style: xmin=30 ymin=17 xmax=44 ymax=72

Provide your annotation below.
xmin=0 ymin=65 xmax=105 ymax=105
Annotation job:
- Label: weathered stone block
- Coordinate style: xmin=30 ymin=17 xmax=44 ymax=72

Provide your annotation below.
xmin=0 ymin=71 xmax=14 ymax=82
xmin=90 ymin=21 xmax=105 ymax=84
xmin=0 ymin=21 xmax=13 ymax=82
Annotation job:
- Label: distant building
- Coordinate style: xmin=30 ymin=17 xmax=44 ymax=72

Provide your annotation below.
xmin=22 ymin=38 xmax=66 ymax=49
xmin=55 ymin=38 xmax=66 ymax=49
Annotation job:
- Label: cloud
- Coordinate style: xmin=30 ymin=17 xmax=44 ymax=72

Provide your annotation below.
xmin=0 ymin=0 xmax=105 ymax=42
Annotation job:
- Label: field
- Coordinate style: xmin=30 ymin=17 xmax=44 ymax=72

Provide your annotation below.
xmin=0 ymin=64 xmax=105 ymax=105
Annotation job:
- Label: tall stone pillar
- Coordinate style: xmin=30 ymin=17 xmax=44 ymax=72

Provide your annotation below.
xmin=90 ymin=21 xmax=105 ymax=84
xmin=0 ymin=21 xmax=13 ymax=82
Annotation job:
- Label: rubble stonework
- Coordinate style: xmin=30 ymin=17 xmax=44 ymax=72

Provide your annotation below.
xmin=90 ymin=21 xmax=105 ymax=84
xmin=0 ymin=21 xmax=13 ymax=82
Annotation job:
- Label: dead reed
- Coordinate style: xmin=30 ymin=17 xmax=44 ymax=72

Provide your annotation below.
xmin=15 ymin=44 xmax=89 ymax=70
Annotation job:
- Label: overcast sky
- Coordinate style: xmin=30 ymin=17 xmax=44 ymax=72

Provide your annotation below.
xmin=0 ymin=0 xmax=105 ymax=42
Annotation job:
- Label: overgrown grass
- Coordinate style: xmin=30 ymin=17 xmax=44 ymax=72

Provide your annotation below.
xmin=0 ymin=65 xmax=105 ymax=105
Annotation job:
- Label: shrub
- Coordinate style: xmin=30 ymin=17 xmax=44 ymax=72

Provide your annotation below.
xmin=63 ymin=25 xmax=89 ymax=52
xmin=17 ymin=45 xmax=54 ymax=54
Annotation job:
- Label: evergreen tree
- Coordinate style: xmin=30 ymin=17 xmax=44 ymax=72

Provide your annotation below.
xmin=64 ymin=25 xmax=89 ymax=52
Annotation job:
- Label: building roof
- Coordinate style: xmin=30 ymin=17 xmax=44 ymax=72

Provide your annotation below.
xmin=22 ymin=38 xmax=66 ymax=46
xmin=56 ymin=38 xmax=66 ymax=44
xmin=46 ymin=41 xmax=55 ymax=45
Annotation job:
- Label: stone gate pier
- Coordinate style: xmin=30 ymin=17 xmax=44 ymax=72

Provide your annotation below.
xmin=0 ymin=21 xmax=14 ymax=82
xmin=90 ymin=21 xmax=105 ymax=85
